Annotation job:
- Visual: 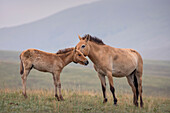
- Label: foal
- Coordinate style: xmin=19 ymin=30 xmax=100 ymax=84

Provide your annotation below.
xmin=20 ymin=48 xmax=88 ymax=100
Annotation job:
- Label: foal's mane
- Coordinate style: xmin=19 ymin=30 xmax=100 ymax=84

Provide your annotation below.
xmin=82 ymin=34 xmax=105 ymax=45
xmin=56 ymin=47 xmax=74 ymax=54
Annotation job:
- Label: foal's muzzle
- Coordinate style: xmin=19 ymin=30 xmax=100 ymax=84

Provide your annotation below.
xmin=84 ymin=60 xmax=89 ymax=65
xmin=73 ymin=61 xmax=78 ymax=64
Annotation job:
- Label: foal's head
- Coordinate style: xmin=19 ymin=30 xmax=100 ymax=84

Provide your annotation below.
xmin=73 ymin=48 xmax=89 ymax=66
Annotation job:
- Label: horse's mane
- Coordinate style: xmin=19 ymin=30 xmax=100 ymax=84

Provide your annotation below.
xmin=56 ymin=47 xmax=74 ymax=54
xmin=82 ymin=34 xmax=105 ymax=45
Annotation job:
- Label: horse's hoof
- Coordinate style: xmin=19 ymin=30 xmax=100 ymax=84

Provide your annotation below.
xmin=135 ymin=102 xmax=139 ymax=107
xmin=114 ymin=99 xmax=117 ymax=105
xmin=140 ymin=102 xmax=144 ymax=108
xmin=114 ymin=102 xmax=117 ymax=105
xmin=114 ymin=103 xmax=118 ymax=106
xmin=103 ymin=98 xmax=107 ymax=103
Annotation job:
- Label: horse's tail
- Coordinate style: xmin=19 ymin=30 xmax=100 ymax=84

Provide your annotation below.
xmin=20 ymin=55 xmax=24 ymax=75
xmin=134 ymin=70 xmax=139 ymax=100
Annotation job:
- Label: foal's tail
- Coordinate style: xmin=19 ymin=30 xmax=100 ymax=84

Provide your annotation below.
xmin=20 ymin=55 xmax=24 ymax=75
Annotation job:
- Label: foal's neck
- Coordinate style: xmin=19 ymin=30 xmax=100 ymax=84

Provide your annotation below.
xmin=59 ymin=51 xmax=73 ymax=66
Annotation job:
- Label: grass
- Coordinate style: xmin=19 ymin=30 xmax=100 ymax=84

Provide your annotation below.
xmin=0 ymin=89 xmax=170 ymax=113
xmin=0 ymin=61 xmax=170 ymax=97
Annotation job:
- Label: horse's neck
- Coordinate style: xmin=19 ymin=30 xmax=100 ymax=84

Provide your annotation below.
xmin=88 ymin=42 xmax=103 ymax=65
xmin=59 ymin=51 xmax=73 ymax=66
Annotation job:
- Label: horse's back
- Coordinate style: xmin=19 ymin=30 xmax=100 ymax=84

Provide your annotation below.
xmin=110 ymin=47 xmax=142 ymax=77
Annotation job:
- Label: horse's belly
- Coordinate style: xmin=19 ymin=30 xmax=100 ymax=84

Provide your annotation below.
xmin=112 ymin=65 xmax=135 ymax=77
xmin=112 ymin=70 xmax=127 ymax=77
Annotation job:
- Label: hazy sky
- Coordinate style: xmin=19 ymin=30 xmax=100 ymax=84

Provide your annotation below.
xmin=0 ymin=0 xmax=98 ymax=28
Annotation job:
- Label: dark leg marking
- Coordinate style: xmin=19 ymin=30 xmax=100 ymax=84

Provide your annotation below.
xmin=102 ymin=83 xmax=107 ymax=103
xmin=110 ymin=85 xmax=117 ymax=105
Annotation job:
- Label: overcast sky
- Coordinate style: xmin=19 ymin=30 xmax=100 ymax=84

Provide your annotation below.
xmin=0 ymin=0 xmax=99 ymax=28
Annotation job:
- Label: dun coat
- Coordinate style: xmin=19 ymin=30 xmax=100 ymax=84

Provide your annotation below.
xmin=20 ymin=48 xmax=89 ymax=100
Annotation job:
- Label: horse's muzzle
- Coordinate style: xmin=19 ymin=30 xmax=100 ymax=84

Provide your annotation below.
xmin=84 ymin=60 xmax=89 ymax=65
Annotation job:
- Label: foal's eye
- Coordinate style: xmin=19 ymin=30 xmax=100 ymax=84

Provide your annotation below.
xmin=78 ymin=54 xmax=81 ymax=56
xmin=81 ymin=45 xmax=85 ymax=48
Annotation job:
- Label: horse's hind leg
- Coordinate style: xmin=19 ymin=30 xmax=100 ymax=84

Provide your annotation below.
xmin=136 ymin=71 xmax=144 ymax=107
xmin=53 ymin=72 xmax=64 ymax=101
xmin=126 ymin=74 xmax=138 ymax=106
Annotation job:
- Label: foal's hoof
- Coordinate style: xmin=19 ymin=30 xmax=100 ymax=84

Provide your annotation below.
xmin=103 ymin=98 xmax=107 ymax=103
xmin=24 ymin=95 xmax=28 ymax=99
xmin=55 ymin=95 xmax=60 ymax=101
xmin=60 ymin=96 xmax=64 ymax=101
xmin=22 ymin=93 xmax=27 ymax=99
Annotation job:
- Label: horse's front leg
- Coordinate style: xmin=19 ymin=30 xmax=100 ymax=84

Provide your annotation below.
xmin=107 ymin=71 xmax=117 ymax=105
xmin=54 ymin=72 xmax=64 ymax=101
xmin=98 ymin=73 xmax=107 ymax=103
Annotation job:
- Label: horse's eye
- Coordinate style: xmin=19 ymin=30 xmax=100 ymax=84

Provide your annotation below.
xmin=81 ymin=45 xmax=85 ymax=48
xmin=78 ymin=54 xmax=81 ymax=56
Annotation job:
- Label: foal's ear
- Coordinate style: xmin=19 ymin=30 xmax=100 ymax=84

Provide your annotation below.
xmin=74 ymin=47 xmax=76 ymax=53
xmin=78 ymin=35 xmax=82 ymax=40
xmin=85 ymin=36 xmax=90 ymax=43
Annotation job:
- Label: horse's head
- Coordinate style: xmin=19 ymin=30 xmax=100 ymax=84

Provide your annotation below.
xmin=75 ymin=35 xmax=90 ymax=56
xmin=73 ymin=48 xmax=89 ymax=66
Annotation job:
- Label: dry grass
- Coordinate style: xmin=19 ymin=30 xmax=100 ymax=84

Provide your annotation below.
xmin=0 ymin=89 xmax=170 ymax=113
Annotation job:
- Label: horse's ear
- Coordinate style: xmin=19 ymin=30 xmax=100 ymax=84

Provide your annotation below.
xmin=78 ymin=35 xmax=82 ymax=40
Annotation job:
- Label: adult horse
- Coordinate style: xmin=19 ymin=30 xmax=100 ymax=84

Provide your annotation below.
xmin=20 ymin=48 xmax=89 ymax=100
xmin=76 ymin=34 xmax=143 ymax=107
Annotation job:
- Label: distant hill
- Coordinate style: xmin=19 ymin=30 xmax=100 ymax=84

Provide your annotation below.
xmin=0 ymin=0 xmax=170 ymax=60
xmin=0 ymin=50 xmax=170 ymax=77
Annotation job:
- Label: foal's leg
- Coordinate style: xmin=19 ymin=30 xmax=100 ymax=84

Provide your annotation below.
xmin=56 ymin=73 xmax=64 ymax=101
xmin=136 ymin=71 xmax=144 ymax=107
xmin=21 ymin=69 xmax=30 ymax=98
xmin=126 ymin=75 xmax=138 ymax=106
xmin=98 ymin=73 xmax=107 ymax=103
xmin=53 ymin=74 xmax=60 ymax=101
xmin=54 ymin=72 xmax=64 ymax=101
xmin=107 ymin=72 xmax=117 ymax=105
